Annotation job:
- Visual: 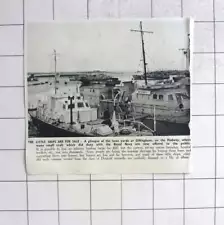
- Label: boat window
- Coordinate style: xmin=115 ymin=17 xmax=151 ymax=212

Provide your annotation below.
xmin=67 ymin=104 xmax=75 ymax=110
xmin=180 ymin=93 xmax=190 ymax=100
xmin=168 ymin=94 xmax=174 ymax=101
xmin=77 ymin=102 xmax=84 ymax=108
xmin=176 ymin=93 xmax=190 ymax=100
xmin=159 ymin=95 xmax=163 ymax=100
xmin=85 ymin=102 xmax=89 ymax=107
xmin=153 ymin=94 xmax=157 ymax=99
xmin=176 ymin=94 xmax=182 ymax=103
xmin=63 ymin=104 xmax=66 ymax=109
xmin=93 ymin=89 xmax=95 ymax=93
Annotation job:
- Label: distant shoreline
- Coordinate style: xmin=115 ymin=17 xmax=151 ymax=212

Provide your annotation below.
xmin=27 ymin=69 xmax=189 ymax=76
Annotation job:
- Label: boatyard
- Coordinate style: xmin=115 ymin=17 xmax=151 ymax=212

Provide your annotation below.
xmin=28 ymin=67 xmax=190 ymax=137
xmin=27 ymin=20 xmax=190 ymax=138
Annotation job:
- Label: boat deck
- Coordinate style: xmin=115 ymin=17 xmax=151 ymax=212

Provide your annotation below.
xmin=29 ymin=111 xmax=154 ymax=137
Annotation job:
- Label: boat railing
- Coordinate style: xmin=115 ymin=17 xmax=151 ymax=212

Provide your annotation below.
xmin=119 ymin=119 xmax=155 ymax=134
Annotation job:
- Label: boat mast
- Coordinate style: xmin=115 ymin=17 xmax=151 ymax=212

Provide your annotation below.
xmin=187 ymin=33 xmax=190 ymax=68
xmin=68 ymin=96 xmax=75 ymax=125
xmin=140 ymin=22 xmax=147 ymax=86
xmin=179 ymin=33 xmax=190 ymax=69
xmin=131 ymin=21 xmax=153 ymax=86
xmin=53 ymin=49 xmax=57 ymax=95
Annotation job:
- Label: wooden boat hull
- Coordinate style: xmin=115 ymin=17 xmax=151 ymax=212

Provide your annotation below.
xmin=142 ymin=117 xmax=190 ymax=136
xmin=29 ymin=112 xmax=188 ymax=137
xmin=29 ymin=115 xmax=155 ymax=137
xmin=30 ymin=116 xmax=93 ymax=137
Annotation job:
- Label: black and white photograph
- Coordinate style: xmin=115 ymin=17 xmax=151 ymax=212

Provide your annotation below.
xmin=26 ymin=19 xmax=191 ymax=138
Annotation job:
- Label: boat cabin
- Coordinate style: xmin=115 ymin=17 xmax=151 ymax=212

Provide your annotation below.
xmin=131 ymin=87 xmax=190 ymax=110
xmin=36 ymin=92 xmax=97 ymax=124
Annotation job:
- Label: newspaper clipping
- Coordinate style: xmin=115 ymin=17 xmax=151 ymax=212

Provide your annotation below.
xmin=26 ymin=18 xmax=192 ymax=174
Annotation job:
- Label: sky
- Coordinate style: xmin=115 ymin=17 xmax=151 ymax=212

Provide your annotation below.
xmin=26 ymin=18 xmax=191 ymax=73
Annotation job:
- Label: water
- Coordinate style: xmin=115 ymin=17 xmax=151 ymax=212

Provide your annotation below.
xmin=110 ymin=72 xmax=134 ymax=81
xmin=28 ymin=121 xmax=39 ymax=137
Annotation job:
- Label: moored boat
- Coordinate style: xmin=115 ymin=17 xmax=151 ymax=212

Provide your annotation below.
xmin=28 ymin=50 xmax=154 ymax=137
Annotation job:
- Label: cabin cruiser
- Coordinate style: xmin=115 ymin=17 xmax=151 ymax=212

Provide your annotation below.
xmin=131 ymin=81 xmax=190 ymax=135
